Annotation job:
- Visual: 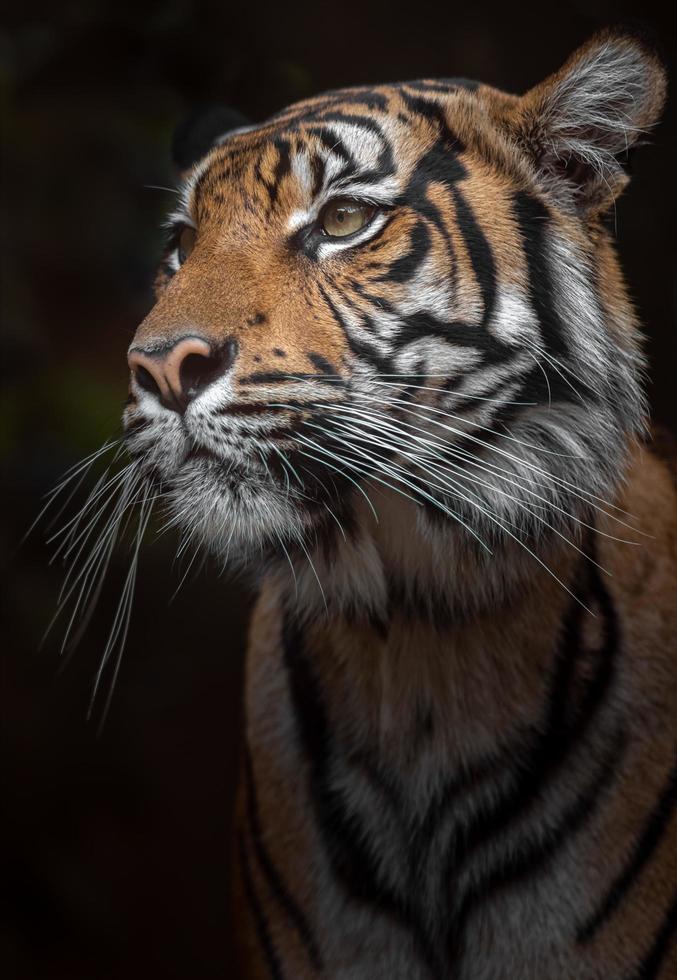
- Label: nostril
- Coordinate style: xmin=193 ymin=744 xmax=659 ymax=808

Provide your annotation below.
xmin=134 ymin=364 xmax=163 ymax=399
xmin=179 ymin=352 xmax=222 ymax=399
xmin=177 ymin=340 xmax=238 ymax=400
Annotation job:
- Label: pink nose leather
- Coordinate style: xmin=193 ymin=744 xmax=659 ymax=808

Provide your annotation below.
xmin=128 ymin=337 xmax=212 ymax=405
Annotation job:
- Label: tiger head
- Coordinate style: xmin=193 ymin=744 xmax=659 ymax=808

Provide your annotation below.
xmin=124 ymin=31 xmax=666 ymax=595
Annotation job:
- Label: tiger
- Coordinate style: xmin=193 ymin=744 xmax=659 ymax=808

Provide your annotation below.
xmin=121 ymin=29 xmax=677 ymax=980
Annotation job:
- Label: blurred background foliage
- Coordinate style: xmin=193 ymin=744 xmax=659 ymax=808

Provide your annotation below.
xmin=1 ymin=1 xmax=675 ymax=977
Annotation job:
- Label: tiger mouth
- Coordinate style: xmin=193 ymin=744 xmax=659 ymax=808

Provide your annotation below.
xmin=180 ymin=443 xmax=289 ymax=481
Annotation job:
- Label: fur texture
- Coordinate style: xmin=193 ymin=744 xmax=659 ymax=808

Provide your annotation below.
xmin=123 ymin=30 xmax=676 ymax=979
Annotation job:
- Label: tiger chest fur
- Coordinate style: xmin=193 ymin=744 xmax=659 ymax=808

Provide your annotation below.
xmin=122 ymin=29 xmax=677 ymax=980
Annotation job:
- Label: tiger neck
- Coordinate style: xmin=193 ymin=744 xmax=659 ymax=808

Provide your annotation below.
xmin=268 ymin=492 xmax=581 ymax=772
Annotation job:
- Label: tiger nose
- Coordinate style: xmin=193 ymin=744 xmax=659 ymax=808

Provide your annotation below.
xmin=127 ymin=336 xmax=237 ymax=413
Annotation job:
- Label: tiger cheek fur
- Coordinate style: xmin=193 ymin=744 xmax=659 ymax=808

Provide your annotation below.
xmin=123 ymin=30 xmax=676 ymax=979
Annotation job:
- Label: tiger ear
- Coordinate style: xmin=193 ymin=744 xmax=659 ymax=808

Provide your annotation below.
xmin=171 ymin=105 xmax=252 ymax=171
xmin=510 ymin=30 xmax=667 ymax=213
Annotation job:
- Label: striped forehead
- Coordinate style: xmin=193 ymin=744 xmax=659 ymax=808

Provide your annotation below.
xmin=184 ymin=80 xmax=486 ymax=219
xmin=189 ymin=119 xmax=400 ymax=218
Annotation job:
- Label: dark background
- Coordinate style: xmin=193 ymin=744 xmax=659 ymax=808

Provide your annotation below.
xmin=2 ymin=2 xmax=675 ymax=977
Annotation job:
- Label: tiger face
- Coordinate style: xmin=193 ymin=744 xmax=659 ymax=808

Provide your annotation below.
xmin=124 ymin=32 xmax=665 ymax=569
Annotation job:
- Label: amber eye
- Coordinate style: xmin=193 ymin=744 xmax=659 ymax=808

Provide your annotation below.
xmin=177 ymin=225 xmax=196 ymax=264
xmin=321 ymin=199 xmax=376 ymax=238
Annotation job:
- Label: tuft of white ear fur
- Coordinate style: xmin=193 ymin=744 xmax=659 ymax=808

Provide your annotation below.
xmin=513 ymin=31 xmax=667 ymax=212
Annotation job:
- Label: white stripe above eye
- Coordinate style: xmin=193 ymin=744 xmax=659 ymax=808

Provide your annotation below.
xmin=292 ymin=150 xmax=314 ymax=197
xmin=324 ymin=176 xmax=400 ymax=202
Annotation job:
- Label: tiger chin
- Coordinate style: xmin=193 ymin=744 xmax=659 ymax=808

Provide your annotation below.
xmin=123 ymin=30 xmax=676 ymax=980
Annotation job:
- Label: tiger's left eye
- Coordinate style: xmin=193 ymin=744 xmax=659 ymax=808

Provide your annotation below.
xmin=321 ymin=199 xmax=376 ymax=237
xmin=178 ymin=225 xmax=196 ymax=264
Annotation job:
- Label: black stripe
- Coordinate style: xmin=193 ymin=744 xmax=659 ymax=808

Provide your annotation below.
xmin=444 ymin=358 xmax=522 ymax=399
xmin=282 ymin=615 xmax=442 ymax=974
xmin=309 ymin=152 xmax=326 ymax=198
xmin=123 ymin=414 xmax=149 ymax=435
xmin=511 ymin=190 xmax=572 ymax=363
xmin=449 ymin=542 xmax=620 ymax=863
xmin=400 ymin=91 xmax=465 ymax=152
xmin=282 ymin=618 xmax=391 ymax=902
xmin=317 ymin=282 xmax=394 ymax=375
xmin=307 ymin=352 xmax=341 ymax=381
xmin=405 ymin=192 xmax=459 ymax=292
xmin=450 ymin=186 xmax=497 ymax=328
xmin=633 ymin=890 xmax=677 ymax=979
xmin=397 ymin=125 xmax=462 ymax=296
xmin=282 ymin=611 xmax=540 ymax=975
xmin=397 ymin=99 xmax=498 ymax=330
xmin=315 ymin=112 xmax=388 ymax=144
xmin=448 ymin=725 xmax=627 ymax=970
xmin=313 ymin=127 xmax=355 ymax=166
xmin=238 ymin=834 xmax=285 ymax=980
xmin=313 ymin=113 xmax=395 ymax=180
xmin=440 ymin=543 xmax=621 ymax=969
xmin=238 ymin=370 xmax=296 ymax=385
xmin=518 ymin=360 xmax=582 ymax=407
xmin=244 ymin=747 xmax=323 ymax=970
xmin=280 ymin=537 xmax=626 ymax=976
xmin=578 ymin=755 xmax=677 ymax=942
xmin=376 ymin=220 xmax=431 ymax=283
xmin=393 ymin=310 xmax=499 ymax=352
xmin=266 ymin=139 xmax=292 ymax=207
xmin=347 ymin=279 xmax=399 ymax=315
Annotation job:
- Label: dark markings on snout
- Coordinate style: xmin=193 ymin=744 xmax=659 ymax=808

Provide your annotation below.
xmin=239 ymin=370 xmax=297 ymax=385
xmin=307 ymin=352 xmax=342 ymax=384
